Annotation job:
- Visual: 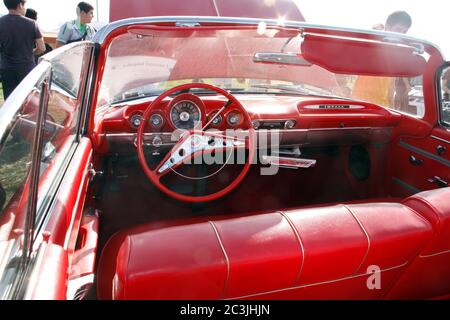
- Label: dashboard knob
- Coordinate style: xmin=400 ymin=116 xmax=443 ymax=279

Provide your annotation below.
xmin=284 ymin=120 xmax=296 ymax=129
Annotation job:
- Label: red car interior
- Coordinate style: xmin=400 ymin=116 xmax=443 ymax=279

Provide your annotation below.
xmin=97 ymin=193 xmax=443 ymax=300
xmin=1 ymin=19 xmax=449 ymax=301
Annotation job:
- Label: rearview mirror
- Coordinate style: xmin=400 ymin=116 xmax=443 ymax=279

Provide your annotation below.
xmin=253 ymin=52 xmax=312 ymax=66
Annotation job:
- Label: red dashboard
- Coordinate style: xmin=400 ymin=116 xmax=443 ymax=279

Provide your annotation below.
xmin=95 ymin=94 xmax=402 ymax=154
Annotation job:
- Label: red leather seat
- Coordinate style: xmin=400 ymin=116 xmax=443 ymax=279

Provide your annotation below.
xmin=97 ymin=200 xmax=433 ymax=300
xmin=387 ymin=187 xmax=450 ymax=299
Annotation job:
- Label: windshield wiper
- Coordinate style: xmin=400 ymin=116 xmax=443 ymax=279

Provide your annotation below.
xmin=250 ymin=84 xmax=351 ymax=101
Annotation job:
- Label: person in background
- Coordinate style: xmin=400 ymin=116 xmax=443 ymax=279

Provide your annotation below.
xmin=0 ymin=0 xmax=45 ymax=100
xmin=24 ymin=7 xmax=36 ymax=20
xmin=352 ymin=11 xmax=412 ymax=110
xmin=25 ymin=7 xmax=53 ymax=64
xmin=56 ymin=2 xmax=96 ymax=48
xmin=385 ymin=11 xmax=413 ymax=113
xmin=384 ymin=11 xmax=412 ymax=34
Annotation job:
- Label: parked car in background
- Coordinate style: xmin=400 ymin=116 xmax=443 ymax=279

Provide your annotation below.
xmin=0 ymin=12 xmax=449 ymax=300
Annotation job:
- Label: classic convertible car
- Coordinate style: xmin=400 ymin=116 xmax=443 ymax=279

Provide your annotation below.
xmin=0 ymin=16 xmax=449 ymax=300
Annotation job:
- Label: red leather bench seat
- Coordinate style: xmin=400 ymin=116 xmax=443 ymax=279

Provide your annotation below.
xmin=98 ymin=201 xmax=433 ymax=300
xmin=387 ymin=188 xmax=450 ymax=299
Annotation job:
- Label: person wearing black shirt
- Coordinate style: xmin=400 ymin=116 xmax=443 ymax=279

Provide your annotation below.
xmin=0 ymin=0 xmax=45 ymax=100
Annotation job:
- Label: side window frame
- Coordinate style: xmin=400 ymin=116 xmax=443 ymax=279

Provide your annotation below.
xmin=437 ymin=62 xmax=450 ymax=128
xmin=0 ymin=62 xmax=53 ymax=300
xmin=34 ymin=42 xmax=96 ymax=235
xmin=0 ymin=42 xmax=96 ymax=299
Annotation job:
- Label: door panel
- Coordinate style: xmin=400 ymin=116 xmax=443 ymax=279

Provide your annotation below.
xmin=44 ymin=137 xmax=92 ymax=248
xmin=390 ymin=63 xmax=450 ymax=197
xmin=391 ymin=136 xmax=450 ymax=195
xmin=23 ymin=242 xmax=68 ymax=300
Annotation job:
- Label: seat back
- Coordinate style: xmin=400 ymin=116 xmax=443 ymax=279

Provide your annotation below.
xmin=98 ymin=202 xmax=432 ymax=300
xmin=387 ymin=187 xmax=450 ymax=299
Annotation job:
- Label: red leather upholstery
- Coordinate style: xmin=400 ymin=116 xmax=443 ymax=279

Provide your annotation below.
xmin=387 ymin=187 xmax=450 ymax=299
xmin=98 ymin=201 xmax=433 ymax=300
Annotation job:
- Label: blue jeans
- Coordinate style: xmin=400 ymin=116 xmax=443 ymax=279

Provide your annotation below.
xmin=1 ymin=64 xmax=34 ymax=100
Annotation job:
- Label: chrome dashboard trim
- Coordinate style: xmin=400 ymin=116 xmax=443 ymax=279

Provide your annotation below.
xmin=103 ymin=126 xmax=393 ymax=138
xmin=104 ymin=127 xmax=394 ymax=151
xmin=303 ymin=104 xmax=365 ymax=110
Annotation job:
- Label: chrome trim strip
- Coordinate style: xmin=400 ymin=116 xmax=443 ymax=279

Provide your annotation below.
xmin=39 ymin=41 xmax=95 ymax=63
xmin=211 ymin=0 xmax=221 ymax=16
xmin=23 ymin=75 xmax=51 ymax=260
xmin=431 ymin=135 xmax=450 ymax=145
xmin=226 ymin=261 xmax=409 ymax=300
xmin=92 ymin=16 xmax=442 ymax=56
xmin=392 ymin=177 xmax=422 ymax=194
xmin=304 ymin=104 xmax=365 ymax=110
xmin=104 ymin=132 xmax=174 ymax=137
xmin=103 ymin=127 xmax=393 ymax=138
xmin=209 ymin=221 xmax=230 ymax=299
xmin=399 ymin=140 xmax=450 ymax=167
xmin=420 ymin=249 xmax=450 ymax=258
xmin=343 ymin=205 xmax=371 ymax=275
xmin=278 ymin=211 xmax=305 ymax=285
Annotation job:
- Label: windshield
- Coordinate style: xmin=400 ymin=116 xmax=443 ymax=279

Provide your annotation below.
xmin=98 ymin=25 xmax=425 ymax=117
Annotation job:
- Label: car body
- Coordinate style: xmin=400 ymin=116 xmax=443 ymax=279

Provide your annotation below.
xmin=0 ymin=14 xmax=449 ymax=300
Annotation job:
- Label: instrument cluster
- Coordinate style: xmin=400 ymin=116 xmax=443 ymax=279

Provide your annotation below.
xmin=126 ymin=94 xmax=245 ymax=132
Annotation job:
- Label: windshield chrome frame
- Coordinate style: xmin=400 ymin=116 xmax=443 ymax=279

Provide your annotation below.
xmin=93 ymin=16 xmax=444 ymax=59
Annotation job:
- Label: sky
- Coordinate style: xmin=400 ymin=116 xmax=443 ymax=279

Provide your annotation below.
xmin=0 ymin=0 xmax=448 ymax=58
xmin=296 ymin=0 xmax=449 ymax=58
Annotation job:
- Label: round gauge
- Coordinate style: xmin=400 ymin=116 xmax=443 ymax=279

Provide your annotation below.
xmin=284 ymin=120 xmax=296 ymax=129
xmin=149 ymin=114 xmax=164 ymax=129
xmin=227 ymin=112 xmax=242 ymax=126
xmin=208 ymin=111 xmax=223 ymax=127
xmin=130 ymin=113 xmax=143 ymax=129
xmin=170 ymin=100 xmax=201 ymax=130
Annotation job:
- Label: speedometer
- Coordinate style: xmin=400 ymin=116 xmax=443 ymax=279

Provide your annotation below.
xmin=170 ymin=100 xmax=201 ymax=130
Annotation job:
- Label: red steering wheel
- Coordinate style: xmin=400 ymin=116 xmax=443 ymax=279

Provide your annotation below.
xmin=136 ymin=83 xmax=256 ymax=203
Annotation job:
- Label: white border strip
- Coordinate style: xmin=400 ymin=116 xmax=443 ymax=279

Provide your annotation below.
xmin=209 ymin=221 xmax=230 ymax=299
xmin=226 ymin=261 xmax=408 ymax=300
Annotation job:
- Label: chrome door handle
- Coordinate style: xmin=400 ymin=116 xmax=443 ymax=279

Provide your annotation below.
xmin=427 ymin=176 xmax=448 ymax=188
xmin=409 ymin=155 xmax=423 ymax=165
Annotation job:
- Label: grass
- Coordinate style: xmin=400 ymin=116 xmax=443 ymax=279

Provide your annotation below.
xmin=0 ymin=128 xmax=30 ymax=212
xmin=0 ymin=138 xmax=31 ymax=210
